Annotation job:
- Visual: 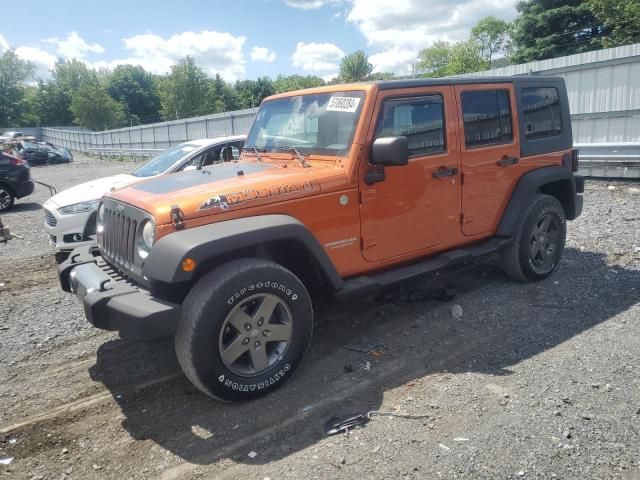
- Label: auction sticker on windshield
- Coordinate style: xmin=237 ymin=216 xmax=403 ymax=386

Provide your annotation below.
xmin=326 ymin=96 xmax=361 ymax=113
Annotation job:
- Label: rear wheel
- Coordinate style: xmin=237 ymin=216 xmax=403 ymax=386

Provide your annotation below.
xmin=0 ymin=186 xmax=14 ymax=211
xmin=500 ymin=194 xmax=566 ymax=282
xmin=175 ymin=258 xmax=313 ymax=402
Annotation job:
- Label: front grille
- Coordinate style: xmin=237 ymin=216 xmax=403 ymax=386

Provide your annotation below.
xmin=44 ymin=209 xmax=57 ymax=227
xmin=100 ymin=206 xmax=138 ymax=268
xmin=97 ymin=198 xmax=150 ymax=283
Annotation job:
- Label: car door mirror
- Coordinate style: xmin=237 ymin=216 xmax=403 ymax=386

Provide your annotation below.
xmin=370 ymin=136 xmax=409 ymax=166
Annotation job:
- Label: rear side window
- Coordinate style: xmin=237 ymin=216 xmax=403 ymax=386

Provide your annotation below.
xmin=376 ymin=95 xmax=445 ymax=156
xmin=521 ymin=87 xmax=562 ymax=139
xmin=461 ymin=90 xmax=513 ymax=148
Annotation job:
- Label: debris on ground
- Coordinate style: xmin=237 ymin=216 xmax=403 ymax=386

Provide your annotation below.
xmin=325 ymin=414 xmax=370 ymax=435
xmin=344 ymin=341 xmax=384 ymax=353
xmin=247 ymin=451 xmax=258 ymax=459
xmin=451 ymin=304 xmax=464 ymax=319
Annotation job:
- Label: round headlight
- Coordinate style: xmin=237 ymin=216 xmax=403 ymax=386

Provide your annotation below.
xmin=138 ymin=219 xmax=155 ymax=259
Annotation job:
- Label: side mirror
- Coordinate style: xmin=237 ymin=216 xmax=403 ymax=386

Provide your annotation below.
xmin=183 ymin=165 xmax=198 ymax=172
xmin=370 ymin=136 xmax=409 ymax=167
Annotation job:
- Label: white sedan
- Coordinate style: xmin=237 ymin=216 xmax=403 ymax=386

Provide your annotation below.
xmin=43 ymin=136 xmax=245 ymax=258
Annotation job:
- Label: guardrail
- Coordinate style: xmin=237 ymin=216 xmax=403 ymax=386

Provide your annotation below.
xmin=87 ymin=147 xmax=164 ymax=160
xmin=576 ymin=142 xmax=640 ymax=179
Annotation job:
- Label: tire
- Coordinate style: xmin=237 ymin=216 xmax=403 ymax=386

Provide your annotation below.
xmin=0 ymin=185 xmax=15 ymax=211
xmin=499 ymin=194 xmax=566 ymax=282
xmin=175 ymin=258 xmax=313 ymax=402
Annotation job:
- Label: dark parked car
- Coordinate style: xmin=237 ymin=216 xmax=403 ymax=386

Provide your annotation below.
xmin=15 ymin=141 xmax=72 ymax=165
xmin=0 ymin=152 xmax=35 ymax=211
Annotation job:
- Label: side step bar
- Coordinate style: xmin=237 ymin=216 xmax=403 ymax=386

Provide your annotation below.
xmin=335 ymin=236 xmax=512 ymax=301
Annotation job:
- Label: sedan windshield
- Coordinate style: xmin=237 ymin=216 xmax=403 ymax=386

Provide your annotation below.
xmin=244 ymin=91 xmax=365 ymax=157
xmin=132 ymin=143 xmax=199 ymax=177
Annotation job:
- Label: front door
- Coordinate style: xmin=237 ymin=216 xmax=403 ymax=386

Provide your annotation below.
xmin=359 ymin=87 xmax=461 ymax=262
xmin=454 ymin=84 xmax=521 ymax=236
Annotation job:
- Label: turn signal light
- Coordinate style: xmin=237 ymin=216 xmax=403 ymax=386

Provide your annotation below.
xmin=181 ymin=258 xmax=197 ymax=272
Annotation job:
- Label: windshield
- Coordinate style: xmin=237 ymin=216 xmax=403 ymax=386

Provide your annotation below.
xmin=244 ymin=91 xmax=365 ymax=157
xmin=132 ymin=143 xmax=199 ymax=177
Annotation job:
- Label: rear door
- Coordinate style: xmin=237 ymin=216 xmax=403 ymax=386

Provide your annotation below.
xmin=455 ymin=84 xmax=520 ymax=236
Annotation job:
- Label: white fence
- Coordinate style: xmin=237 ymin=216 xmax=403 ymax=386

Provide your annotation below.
xmin=39 ymin=108 xmax=258 ymax=153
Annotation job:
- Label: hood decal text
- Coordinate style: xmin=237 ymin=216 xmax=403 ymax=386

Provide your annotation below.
xmin=200 ymin=181 xmax=314 ymax=211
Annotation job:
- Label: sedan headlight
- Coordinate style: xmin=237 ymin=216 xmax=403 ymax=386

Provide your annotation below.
xmin=58 ymin=200 xmax=100 ymax=215
xmin=137 ymin=218 xmax=155 ymax=259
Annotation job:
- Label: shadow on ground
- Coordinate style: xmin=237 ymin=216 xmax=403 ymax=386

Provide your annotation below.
xmin=88 ymin=248 xmax=639 ymax=466
xmin=8 ymin=202 xmax=42 ymax=213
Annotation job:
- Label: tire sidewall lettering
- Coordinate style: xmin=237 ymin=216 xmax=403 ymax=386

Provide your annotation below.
xmin=219 ymin=363 xmax=292 ymax=391
xmin=227 ymin=281 xmax=299 ymax=306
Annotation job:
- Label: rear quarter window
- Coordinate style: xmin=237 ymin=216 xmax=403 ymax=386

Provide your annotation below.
xmin=521 ymin=87 xmax=562 ymax=139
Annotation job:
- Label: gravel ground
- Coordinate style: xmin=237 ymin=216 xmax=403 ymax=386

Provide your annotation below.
xmin=0 ymin=157 xmax=639 ymax=480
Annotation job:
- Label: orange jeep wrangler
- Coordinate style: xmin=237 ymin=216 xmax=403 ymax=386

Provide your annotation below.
xmin=59 ymin=77 xmax=584 ymax=401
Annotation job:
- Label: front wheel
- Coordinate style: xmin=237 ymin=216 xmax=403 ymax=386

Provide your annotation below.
xmin=175 ymin=258 xmax=313 ymax=402
xmin=500 ymin=194 xmax=566 ymax=282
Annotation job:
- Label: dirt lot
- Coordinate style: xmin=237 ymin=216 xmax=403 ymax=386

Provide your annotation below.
xmin=1 ymin=155 xmax=639 ymax=480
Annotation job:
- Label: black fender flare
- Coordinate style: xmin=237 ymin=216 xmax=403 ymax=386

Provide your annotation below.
xmin=497 ymin=166 xmax=580 ymax=237
xmin=143 ymin=214 xmax=344 ymax=289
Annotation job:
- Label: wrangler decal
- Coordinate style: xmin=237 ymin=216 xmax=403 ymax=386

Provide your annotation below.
xmin=199 ymin=181 xmax=314 ymax=210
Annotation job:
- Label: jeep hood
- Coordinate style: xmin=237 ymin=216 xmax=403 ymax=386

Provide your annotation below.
xmin=107 ymin=161 xmax=321 ymax=224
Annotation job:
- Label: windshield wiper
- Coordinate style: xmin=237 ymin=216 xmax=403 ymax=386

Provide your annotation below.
xmin=277 ymin=146 xmax=309 ymax=168
xmin=242 ymin=146 xmax=264 ymax=162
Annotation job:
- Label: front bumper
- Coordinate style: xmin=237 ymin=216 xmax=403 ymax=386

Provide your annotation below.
xmin=43 ymin=202 xmax=95 ymax=251
xmin=58 ymin=246 xmax=180 ymax=339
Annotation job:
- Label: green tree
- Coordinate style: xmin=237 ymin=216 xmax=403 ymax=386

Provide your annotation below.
xmin=587 ymin=0 xmax=640 ymax=48
xmin=35 ymin=59 xmax=93 ymax=125
xmin=272 ymin=74 xmax=325 ymax=94
xmin=107 ymin=65 xmax=161 ymax=122
xmin=206 ymin=74 xmax=241 ymax=113
xmin=417 ymin=41 xmax=453 ymax=77
xmin=70 ymin=77 xmax=126 ymax=130
xmin=157 ymin=56 xmax=210 ymax=120
xmin=0 ymin=50 xmax=35 ymax=127
xmin=366 ymin=71 xmax=396 ymax=81
xmin=338 ymin=50 xmax=373 ymax=82
xmin=417 ymin=40 xmax=487 ymax=77
xmin=471 ymin=16 xmax=512 ymax=67
xmin=15 ymin=85 xmax=41 ymax=126
xmin=447 ymin=40 xmax=488 ymax=74
xmin=511 ymin=0 xmax=604 ymax=63
xmin=235 ymin=77 xmax=275 ymax=107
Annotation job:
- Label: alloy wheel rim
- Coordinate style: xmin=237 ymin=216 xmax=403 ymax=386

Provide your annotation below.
xmin=218 ymin=293 xmax=293 ymax=377
xmin=0 ymin=189 xmax=10 ymax=210
xmin=530 ymin=213 xmax=560 ymax=267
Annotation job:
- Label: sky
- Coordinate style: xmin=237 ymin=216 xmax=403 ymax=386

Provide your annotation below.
xmin=0 ymin=0 xmax=518 ymax=83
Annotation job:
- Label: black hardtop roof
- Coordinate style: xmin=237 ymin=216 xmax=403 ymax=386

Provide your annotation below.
xmin=375 ymin=76 xmax=564 ymax=90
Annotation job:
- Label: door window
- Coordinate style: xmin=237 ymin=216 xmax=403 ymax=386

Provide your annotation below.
xmin=461 ymin=90 xmax=513 ymax=148
xmin=375 ymin=95 xmax=445 ymax=157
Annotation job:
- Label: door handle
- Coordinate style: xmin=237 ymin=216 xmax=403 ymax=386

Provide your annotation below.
xmin=432 ymin=166 xmax=459 ymax=178
xmin=497 ymin=156 xmax=519 ymax=167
